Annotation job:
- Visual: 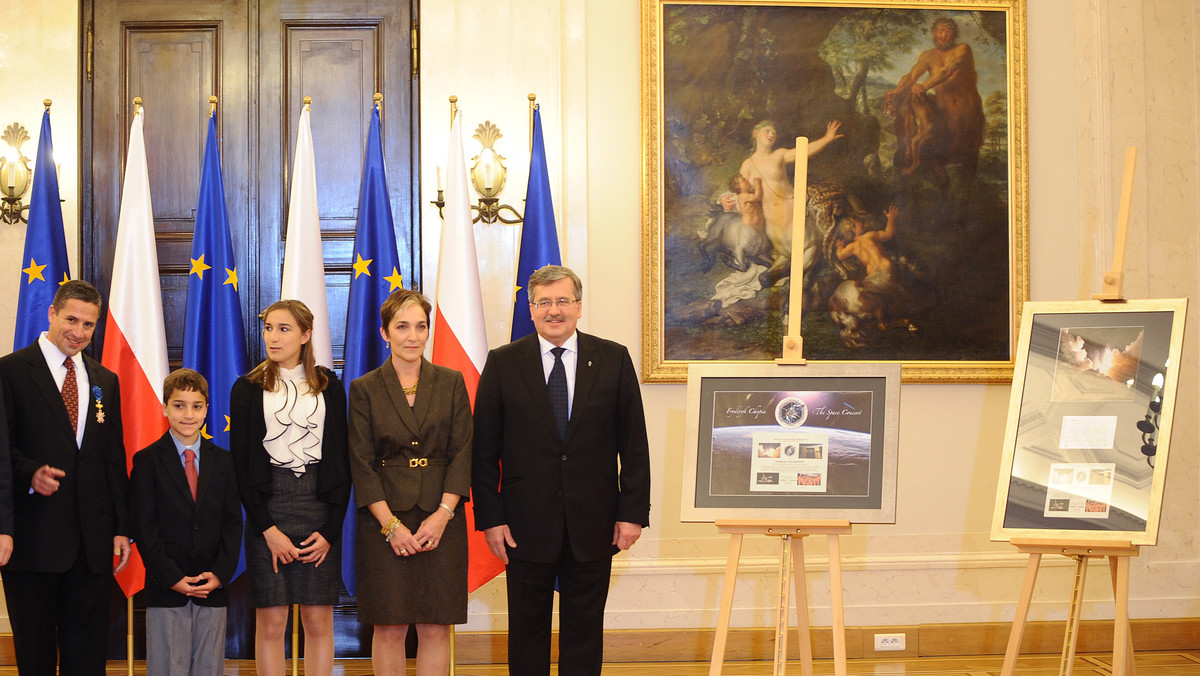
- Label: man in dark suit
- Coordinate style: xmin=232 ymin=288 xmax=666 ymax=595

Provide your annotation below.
xmin=0 ymin=280 xmax=132 ymax=676
xmin=473 ymin=264 xmax=651 ymax=676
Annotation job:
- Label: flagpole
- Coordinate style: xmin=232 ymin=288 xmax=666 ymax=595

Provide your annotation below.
xmin=126 ymin=94 xmax=142 ymax=676
xmin=127 ymin=596 xmax=134 ymax=676
xmin=529 ymin=93 xmax=536 ymax=151
xmin=209 ymin=94 xmax=217 ymax=116
xmin=292 ymin=603 xmax=299 ymax=676
xmin=449 ymin=95 xmax=458 ymax=127
xmin=448 ymin=91 xmax=459 ymax=675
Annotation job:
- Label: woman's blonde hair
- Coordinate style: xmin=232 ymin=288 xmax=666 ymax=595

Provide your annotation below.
xmin=246 ymin=299 xmax=329 ymax=394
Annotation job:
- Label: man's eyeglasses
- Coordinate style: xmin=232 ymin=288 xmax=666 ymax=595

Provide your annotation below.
xmin=529 ymin=298 xmax=580 ymax=310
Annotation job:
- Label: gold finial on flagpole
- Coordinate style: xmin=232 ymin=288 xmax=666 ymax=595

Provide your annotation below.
xmin=133 ymin=97 xmax=143 ymax=115
xmin=209 ymin=95 xmax=217 ymax=116
xmin=303 ymin=96 xmax=312 ymax=111
xmin=449 ymin=95 xmax=458 ymax=126
xmin=374 ymin=92 xmax=383 ymax=111
xmin=529 ymin=93 xmax=537 ymax=151
xmin=44 ymin=99 xmax=52 ymax=111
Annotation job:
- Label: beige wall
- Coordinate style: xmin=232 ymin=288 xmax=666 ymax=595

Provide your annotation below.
xmin=2 ymin=0 xmax=1198 ymax=637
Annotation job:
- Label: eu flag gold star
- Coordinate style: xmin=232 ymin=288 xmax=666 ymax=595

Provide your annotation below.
xmin=384 ymin=266 xmax=404 ymax=291
xmin=200 ymin=424 xmax=213 ymax=440
xmin=224 ymin=415 xmax=231 ymax=432
xmin=59 ymin=272 xmax=70 ymax=286
xmin=352 ymin=253 xmax=373 ymax=279
xmin=224 ymin=267 xmax=239 ymax=292
xmin=513 ymin=284 xmax=523 ymax=302
xmin=22 ymin=259 xmax=47 ymax=284
xmin=190 ymin=254 xmax=212 ymax=279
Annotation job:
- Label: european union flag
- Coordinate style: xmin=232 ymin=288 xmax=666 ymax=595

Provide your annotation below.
xmin=14 ymin=109 xmax=70 ymax=349
xmin=341 ymin=100 xmax=406 ymax=595
xmin=510 ymin=105 xmax=561 ymax=339
xmin=182 ymin=115 xmax=250 ymax=576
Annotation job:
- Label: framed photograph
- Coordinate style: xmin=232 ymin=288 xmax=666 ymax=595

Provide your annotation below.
xmin=990 ymin=299 xmax=1188 ymax=546
xmin=681 ymin=362 xmax=900 ymax=523
xmin=641 ymin=0 xmax=1029 ymax=383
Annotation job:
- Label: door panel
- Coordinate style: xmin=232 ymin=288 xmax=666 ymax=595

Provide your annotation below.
xmin=84 ymin=0 xmax=418 ymax=658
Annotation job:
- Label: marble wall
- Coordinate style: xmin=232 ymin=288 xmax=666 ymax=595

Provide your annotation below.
xmin=0 ymin=0 xmax=1197 ymax=637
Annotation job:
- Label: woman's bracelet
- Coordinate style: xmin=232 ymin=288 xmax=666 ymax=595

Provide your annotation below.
xmin=380 ymin=516 xmax=401 ymax=540
xmin=439 ymin=502 xmax=455 ymax=518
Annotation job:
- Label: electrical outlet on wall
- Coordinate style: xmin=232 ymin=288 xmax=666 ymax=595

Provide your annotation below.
xmin=874 ymin=633 xmax=906 ymax=651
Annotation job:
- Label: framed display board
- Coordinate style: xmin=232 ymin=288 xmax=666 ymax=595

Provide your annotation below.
xmin=681 ymin=362 xmax=900 ymax=523
xmin=991 ymin=298 xmax=1188 ymax=545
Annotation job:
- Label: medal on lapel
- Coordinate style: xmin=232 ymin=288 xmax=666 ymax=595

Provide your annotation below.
xmin=92 ymin=385 xmax=105 ymax=423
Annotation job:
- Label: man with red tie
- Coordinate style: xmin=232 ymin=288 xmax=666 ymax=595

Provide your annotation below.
xmin=0 ymin=280 xmax=131 ymax=676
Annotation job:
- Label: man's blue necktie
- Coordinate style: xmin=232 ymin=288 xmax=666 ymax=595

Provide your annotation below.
xmin=548 ymin=347 xmax=568 ymax=440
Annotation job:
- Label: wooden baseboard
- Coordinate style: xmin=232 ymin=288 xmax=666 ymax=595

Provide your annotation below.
xmin=452 ymin=617 xmax=1200 ymax=664
xmin=2 ymin=618 xmax=1197 ymax=665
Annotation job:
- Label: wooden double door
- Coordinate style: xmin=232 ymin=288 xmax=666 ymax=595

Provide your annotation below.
xmin=83 ymin=0 xmax=420 ymax=658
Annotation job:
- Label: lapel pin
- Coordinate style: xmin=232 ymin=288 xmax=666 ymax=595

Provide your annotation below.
xmin=588 ymin=360 xmax=593 ymax=367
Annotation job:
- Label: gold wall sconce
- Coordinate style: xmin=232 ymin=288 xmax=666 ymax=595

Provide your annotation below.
xmin=432 ymin=94 xmax=536 ymax=225
xmin=1 ymin=122 xmax=32 ymax=225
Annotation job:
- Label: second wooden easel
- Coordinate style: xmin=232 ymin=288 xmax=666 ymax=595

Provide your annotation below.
xmin=1001 ymin=147 xmax=1143 ymax=676
xmin=1000 ymin=538 xmax=1138 ymax=676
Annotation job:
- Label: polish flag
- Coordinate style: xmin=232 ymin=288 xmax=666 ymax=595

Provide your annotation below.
xmin=431 ymin=110 xmax=503 ymax=590
xmin=102 ymin=105 xmax=169 ymax=597
xmin=280 ymin=103 xmax=333 ymax=367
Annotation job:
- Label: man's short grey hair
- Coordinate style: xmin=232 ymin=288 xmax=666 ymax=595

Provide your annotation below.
xmin=528 ymin=264 xmax=582 ymax=300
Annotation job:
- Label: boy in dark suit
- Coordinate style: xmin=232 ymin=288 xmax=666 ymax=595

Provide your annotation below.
xmin=130 ymin=369 xmax=242 ymax=676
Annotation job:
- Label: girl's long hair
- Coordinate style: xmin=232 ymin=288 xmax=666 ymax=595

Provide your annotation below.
xmin=245 ymin=299 xmax=329 ymax=394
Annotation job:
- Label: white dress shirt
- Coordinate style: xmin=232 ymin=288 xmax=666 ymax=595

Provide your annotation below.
xmin=38 ymin=332 xmax=90 ymax=448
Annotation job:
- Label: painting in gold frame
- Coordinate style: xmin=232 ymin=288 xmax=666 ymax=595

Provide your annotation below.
xmin=990 ymin=299 xmax=1187 ymax=546
xmin=641 ymin=0 xmax=1029 ymax=383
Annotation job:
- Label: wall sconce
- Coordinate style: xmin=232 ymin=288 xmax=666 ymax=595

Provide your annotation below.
xmin=1 ymin=122 xmax=32 ymax=225
xmin=432 ymin=95 xmax=534 ymax=225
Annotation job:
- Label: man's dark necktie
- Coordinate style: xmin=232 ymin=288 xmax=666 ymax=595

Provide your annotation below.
xmin=62 ymin=358 xmax=79 ymax=434
xmin=548 ymin=347 xmax=568 ymax=440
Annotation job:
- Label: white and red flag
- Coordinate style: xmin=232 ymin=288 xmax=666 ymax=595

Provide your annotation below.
xmin=431 ymin=109 xmax=503 ymax=590
xmin=102 ymin=105 xmax=169 ymax=597
xmin=280 ymin=103 xmax=333 ymax=367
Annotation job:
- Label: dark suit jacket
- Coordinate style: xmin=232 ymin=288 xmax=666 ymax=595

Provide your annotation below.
xmin=348 ymin=358 xmax=472 ymax=513
xmin=472 ymin=332 xmax=651 ymax=563
xmin=229 ymin=368 xmax=349 ymax=543
xmin=129 ymin=432 xmax=243 ymax=607
xmin=0 ymin=342 xmax=129 ymax=574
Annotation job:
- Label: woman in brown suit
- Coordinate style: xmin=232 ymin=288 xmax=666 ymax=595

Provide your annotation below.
xmin=348 ymin=288 xmax=472 ymax=676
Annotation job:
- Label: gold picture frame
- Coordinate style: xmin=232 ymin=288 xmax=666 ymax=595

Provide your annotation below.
xmin=641 ymin=0 xmax=1029 ymax=383
xmin=990 ymin=298 xmax=1188 ymax=546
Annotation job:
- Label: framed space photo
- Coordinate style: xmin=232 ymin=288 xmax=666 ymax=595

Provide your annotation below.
xmin=681 ymin=362 xmax=900 ymax=523
xmin=991 ymin=299 xmax=1188 ymax=546
xmin=641 ymin=0 xmax=1029 ymax=383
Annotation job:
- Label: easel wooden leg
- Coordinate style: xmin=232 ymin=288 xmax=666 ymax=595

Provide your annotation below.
xmin=774 ymin=535 xmax=792 ymax=676
xmin=827 ymin=534 xmax=847 ymax=676
xmin=1060 ymin=556 xmax=1089 ymax=676
xmin=1001 ymin=552 xmax=1042 ymax=676
xmin=1110 ymin=555 xmax=1135 ymax=676
xmin=791 ymin=537 xmax=814 ymax=676
xmin=710 ymin=533 xmax=744 ymax=676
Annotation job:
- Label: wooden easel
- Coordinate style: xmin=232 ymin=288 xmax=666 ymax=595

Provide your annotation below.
xmin=1001 ymin=147 xmax=1143 ymax=676
xmin=709 ymin=520 xmax=851 ymax=676
xmin=708 ymin=140 xmax=850 ymax=676
xmin=1000 ymin=538 xmax=1138 ymax=676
